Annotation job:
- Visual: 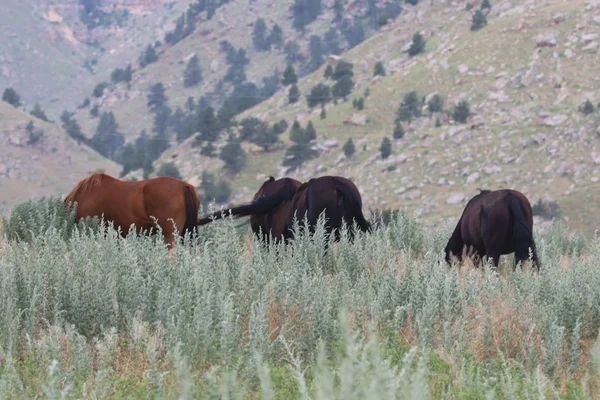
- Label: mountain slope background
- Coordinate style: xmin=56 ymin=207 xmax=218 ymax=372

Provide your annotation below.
xmin=2 ymin=0 xmax=600 ymax=236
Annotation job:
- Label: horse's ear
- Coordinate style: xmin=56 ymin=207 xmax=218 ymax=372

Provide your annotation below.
xmin=267 ymin=176 xmax=275 ymax=183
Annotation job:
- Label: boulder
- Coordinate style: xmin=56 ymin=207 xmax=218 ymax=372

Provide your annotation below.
xmin=535 ymin=33 xmax=557 ymax=47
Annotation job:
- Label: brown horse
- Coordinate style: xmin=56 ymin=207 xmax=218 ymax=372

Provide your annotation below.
xmin=198 ymin=176 xmax=301 ymax=242
xmin=285 ymin=176 xmax=371 ymax=241
xmin=444 ymin=189 xmax=539 ymax=271
xmin=65 ymin=173 xmax=200 ymax=248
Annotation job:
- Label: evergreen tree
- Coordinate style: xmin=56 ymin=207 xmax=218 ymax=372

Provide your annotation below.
xmin=268 ymin=24 xmax=284 ymax=49
xmin=306 ymin=83 xmax=331 ymax=108
xmin=252 ymin=18 xmax=268 ymax=51
xmin=90 ymin=105 xmax=100 ymax=118
xmin=471 ymin=9 xmax=487 ymax=31
xmin=139 ymin=44 xmax=158 ymax=68
xmin=156 ymin=162 xmax=182 ymax=179
xmin=408 ymin=32 xmax=425 ymax=56
xmin=324 ymin=28 xmax=342 ymax=55
xmin=62 ymin=115 xmax=86 ymax=144
xmin=251 ymin=124 xmax=280 ymax=151
xmin=197 ymin=106 xmax=220 ymax=142
xmin=332 ymin=76 xmax=353 ymax=100
xmin=308 ymin=35 xmax=326 ymax=72
xmin=342 ymin=21 xmax=365 ymax=48
xmin=283 ymin=120 xmax=317 ymax=169
xmin=289 ymin=120 xmax=305 ymax=143
xmin=305 ymin=121 xmax=317 ymax=141
xmin=153 ymin=106 xmax=172 ymax=138
xmin=239 ymin=117 xmax=265 ymax=141
xmin=452 ymin=100 xmax=471 ymax=123
xmin=220 ymin=134 xmax=246 ymax=173
xmin=282 ymin=65 xmax=298 ymax=86
xmin=581 ymin=99 xmax=596 ymax=115
xmin=393 ymin=120 xmax=405 ymax=139
xmin=272 ymin=120 xmax=289 ymax=135
xmin=396 ymin=91 xmax=422 ymax=123
xmin=200 ymin=171 xmax=232 ymax=207
xmin=374 ymin=61 xmax=386 ymax=77
xmin=185 ymin=96 xmax=196 ymax=112
xmin=183 ymin=55 xmax=203 ymax=87
xmin=480 ymin=0 xmax=491 ymax=10
xmin=324 ymin=65 xmax=333 ymax=80
xmin=291 ymin=0 xmax=323 ymax=31
xmin=333 ymin=0 xmax=344 ymax=22
xmin=343 ymin=138 xmax=355 ymax=158
xmin=30 ymin=103 xmax=49 ymax=121
xmin=93 ymin=82 xmax=108 ymax=98
xmin=200 ymin=142 xmax=216 ymax=157
xmin=379 ymin=137 xmax=392 ymax=159
xmin=356 ymin=97 xmax=364 ymax=110
xmin=427 ymin=94 xmax=444 ymax=114
xmin=284 ymin=41 xmax=301 ymax=64
xmin=288 ymin=84 xmax=300 ymax=104
xmin=90 ymin=112 xmax=125 ymax=160
xmin=320 ymin=106 xmax=326 ymax=119
xmin=147 ymin=83 xmax=167 ymax=112
xmin=2 ymin=88 xmax=21 ymax=107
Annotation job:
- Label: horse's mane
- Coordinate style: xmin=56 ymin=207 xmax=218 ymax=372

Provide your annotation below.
xmin=64 ymin=173 xmax=109 ymax=204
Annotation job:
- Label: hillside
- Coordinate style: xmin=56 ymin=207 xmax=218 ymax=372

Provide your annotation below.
xmin=0 ymin=0 xmax=194 ymax=115
xmin=147 ymin=0 xmax=600 ymax=236
xmin=0 ymin=101 xmax=120 ymax=211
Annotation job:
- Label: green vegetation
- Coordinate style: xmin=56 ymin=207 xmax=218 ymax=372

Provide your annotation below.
xmin=408 ymin=32 xmax=426 ymax=56
xmin=471 ymin=9 xmax=488 ymax=31
xmin=453 ymin=100 xmax=471 ymax=123
xmin=156 ymin=161 xmax=182 ymax=179
xmin=343 ymin=138 xmax=356 ymax=158
xmin=0 ymin=199 xmax=597 ymax=398
xmin=2 ymin=87 xmax=21 ymax=108
xmin=30 ymin=103 xmax=49 ymax=121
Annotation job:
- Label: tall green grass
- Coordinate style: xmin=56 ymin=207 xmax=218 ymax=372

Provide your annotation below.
xmin=0 ymin=198 xmax=599 ymax=398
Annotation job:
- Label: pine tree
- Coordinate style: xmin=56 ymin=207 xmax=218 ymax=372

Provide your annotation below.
xmin=428 ymin=94 xmax=444 ymax=114
xmin=393 ymin=120 xmax=405 ymax=139
xmin=408 ymin=32 xmax=426 ymax=56
xmin=2 ymin=88 xmax=21 ymax=107
xmin=320 ymin=107 xmax=326 ymax=119
xmin=288 ymin=84 xmax=300 ymax=104
xmin=324 ymin=65 xmax=333 ymax=79
xmin=453 ymin=100 xmax=471 ymax=123
xmin=333 ymin=0 xmax=344 ymax=22
xmin=379 ymin=137 xmax=392 ymax=159
xmin=268 ymin=24 xmax=284 ymax=49
xmin=220 ymin=134 xmax=247 ymax=173
xmin=374 ymin=61 xmax=386 ymax=77
xmin=480 ymin=0 xmax=491 ymax=10
xmin=396 ymin=91 xmax=422 ymax=123
xmin=30 ymin=103 xmax=49 ymax=121
xmin=282 ymin=65 xmax=298 ymax=86
xmin=139 ymin=44 xmax=158 ymax=68
xmin=147 ymin=83 xmax=167 ymax=112
xmin=324 ymin=28 xmax=342 ymax=55
xmin=305 ymin=121 xmax=317 ymax=141
xmin=284 ymin=41 xmax=301 ymax=64
xmin=183 ymin=55 xmax=203 ymax=87
xmin=343 ymin=138 xmax=355 ymax=158
xmin=581 ymin=99 xmax=595 ymax=115
xmin=471 ymin=9 xmax=487 ymax=31
xmin=156 ymin=162 xmax=182 ymax=179
xmin=90 ymin=112 xmax=125 ymax=160
xmin=308 ymin=35 xmax=325 ymax=72
xmin=306 ymin=83 xmax=331 ymax=108
xmin=252 ymin=18 xmax=268 ymax=51
xmin=332 ymin=76 xmax=353 ymax=100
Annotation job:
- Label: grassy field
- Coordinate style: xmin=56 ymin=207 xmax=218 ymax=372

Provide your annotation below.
xmin=0 ymin=198 xmax=599 ymax=398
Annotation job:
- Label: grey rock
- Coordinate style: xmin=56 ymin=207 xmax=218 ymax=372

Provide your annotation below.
xmin=535 ymin=33 xmax=557 ymax=47
xmin=446 ymin=193 xmax=466 ymax=205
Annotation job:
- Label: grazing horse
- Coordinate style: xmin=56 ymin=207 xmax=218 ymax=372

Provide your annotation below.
xmin=285 ymin=176 xmax=371 ymax=241
xmin=198 ymin=176 xmax=302 ymax=242
xmin=444 ymin=189 xmax=539 ymax=271
xmin=64 ymin=173 xmax=200 ymax=248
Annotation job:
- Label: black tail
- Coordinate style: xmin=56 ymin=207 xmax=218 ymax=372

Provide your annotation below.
xmin=182 ymin=186 xmax=199 ymax=236
xmin=507 ymin=193 xmax=539 ymax=269
xmin=333 ymin=179 xmax=371 ymax=233
xmin=197 ymin=183 xmax=297 ymax=226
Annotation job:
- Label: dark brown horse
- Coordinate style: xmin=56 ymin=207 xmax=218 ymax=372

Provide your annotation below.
xmin=65 ymin=173 xmax=200 ymax=248
xmin=444 ymin=189 xmax=539 ymax=271
xmin=198 ymin=176 xmax=302 ymax=242
xmin=285 ymin=176 xmax=371 ymax=241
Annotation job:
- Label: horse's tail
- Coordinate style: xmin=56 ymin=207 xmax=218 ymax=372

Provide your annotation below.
xmin=182 ymin=185 xmax=199 ymax=236
xmin=507 ymin=193 xmax=539 ymax=269
xmin=333 ymin=179 xmax=371 ymax=233
xmin=197 ymin=183 xmax=297 ymax=226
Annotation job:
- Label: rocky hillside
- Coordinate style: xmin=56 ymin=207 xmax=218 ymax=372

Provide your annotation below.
xmin=0 ymin=0 xmax=193 ymax=115
xmin=149 ymin=0 xmax=600 ymax=235
xmin=0 ymin=101 xmax=120 ymax=211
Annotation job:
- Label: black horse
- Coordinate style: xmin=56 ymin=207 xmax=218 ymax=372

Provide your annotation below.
xmin=198 ymin=176 xmax=301 ymax=242
xmin=285 ymin=175 xmax=371 ymax=241
xmin=444 ymin=189 xmax=539 ymax=271
xmin=198 ymin=175 xmax=371 ymax=242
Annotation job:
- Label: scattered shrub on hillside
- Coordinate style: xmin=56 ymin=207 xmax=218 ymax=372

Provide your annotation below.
xmin=452 ymin=100 xmax=471 ymax=123
xmin=374 ymin=61 xmax=386 ymax=77
xmin=30 ymin=103 xmax=49 ymax=121
xmin=396 ymin=91 xmax=423 ymax=124
xmin=379 ymin=137 xmax=392 ymax=159
xmin=393 ymin=121 xmax=405 ymax=139
xmin=183 ymin=55 xmax=203 ymax=87
xmin=156 ymin=162 xmax=182 ymax=180
xmin=343 ymin=138 xmax=355 ymax=158
xmin=306 ymin=83 xmax=331 ymax=108
xmin=471 ymin=9 xmax=488 ymax=31
xmin=282 ymin=65 xmax=298 ymax=86
xmin=407 ymin=32 xmax=426 ymax=56
xmin=2 ymin=88 xmax=21 ymax=108
xmin=252 ymin=18 xmax=269 ymax=51
xmin=291 ymin=0 xmax=323 ymax=31
xmin=427 ymin=94 xmax=444 ymax=114
xmin=199 ymin=171 xmax=232 ymax=208
xmin=220 ymin=134 xmax=247 ymax=173
xmin=533 ymin=199 xmax=562 ymax=220
xmin=481 ymin=0 xmax=492 ymax=10
xmin=111 ymin=64 xmax=133 ymax=85
xmin=580 ymin=99 xmax=595 ymax=115
xmin=90 ymin=104 xmax=100 ymax=118
xmin=288 ymin=84 xmax=300 ymax=104
xmin=139 ymin=44 xmax=158 ymax=68
xmin=92 ymin=82 xmax=108 ymax=98
xmin=324 ymin=65 xmax=333 ymax=80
